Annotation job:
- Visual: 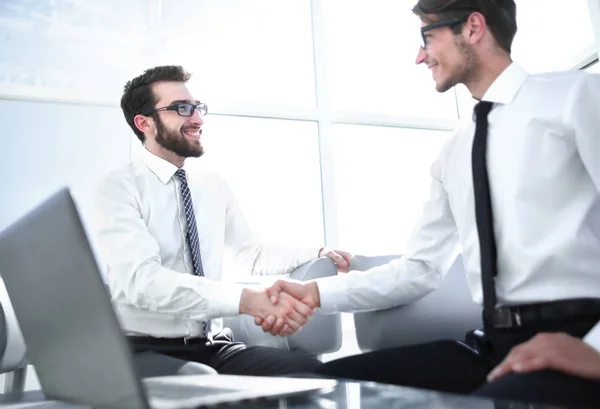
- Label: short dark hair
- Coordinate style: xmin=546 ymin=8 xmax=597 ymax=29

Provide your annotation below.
xmin=412 ymin=0 xmax=517 ymax=54
xmin=121 ymin=65 xmax=192 ymax=143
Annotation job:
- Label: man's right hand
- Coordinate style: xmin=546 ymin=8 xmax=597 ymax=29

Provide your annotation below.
xmin=239 ymin=287 xmax=313 ymax=335
xmin=487 ymin=332 xmax=600 ymax=382
xmin=254 ymin=280 xmax=321 ymax=336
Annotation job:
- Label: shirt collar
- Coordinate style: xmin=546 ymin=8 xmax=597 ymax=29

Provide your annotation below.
xmin=480 ymin=62 xmax=529 ymax=105
xmin=140 ymin=148 xmax=181 ymax=185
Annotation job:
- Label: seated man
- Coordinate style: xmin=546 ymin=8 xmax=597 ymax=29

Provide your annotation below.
xmin=90 ymin=65 xmax=352 ymax=376
xmin=259 ymin=0 xmax=600 ymax=407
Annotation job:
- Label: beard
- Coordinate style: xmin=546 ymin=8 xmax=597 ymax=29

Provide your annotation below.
xmin=154 ymin=116 xmax=204 ymax=158
xmin=436 ymin=37 xmax=479 ymax=93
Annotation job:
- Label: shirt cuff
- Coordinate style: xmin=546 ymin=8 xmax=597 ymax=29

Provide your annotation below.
xmin=583 ymin=320 xmax=600 ymax=353
xmin=315 ymin=274 xmax=349 ymax=314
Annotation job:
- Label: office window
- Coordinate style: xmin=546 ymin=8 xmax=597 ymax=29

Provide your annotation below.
xmin=187 ymin=116 xmax=324 ymax=279
xmin=0 ymin=0 xmax=149 ymax=101
xmin=322 ymin=0 xmax=458 ymax=119
xmin=157 ymin=0 xmax=316 ymax=108
xmin=333 ymin=124 xmax=450 ymax=255
xmin=0 ymin=100 xmax=131 ymax=231
xmin=512 ymin=1 xmax=597 ymax=73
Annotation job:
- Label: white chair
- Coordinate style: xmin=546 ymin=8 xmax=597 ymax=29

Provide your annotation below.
xmin=352 ymin=254 xmax=482 ymax=352
xmin=0 ymin=275 xmax=28 ymax=394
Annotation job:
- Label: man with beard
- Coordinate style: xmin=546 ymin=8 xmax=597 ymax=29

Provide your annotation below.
xmin=91 ymin=65 xmax=352 ymax=376
xmin=258 ymin=0 xmax=600 ymax=407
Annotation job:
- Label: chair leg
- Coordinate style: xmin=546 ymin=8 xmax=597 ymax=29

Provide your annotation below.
xmin=4 ymin=367 xmax=27 ymax=394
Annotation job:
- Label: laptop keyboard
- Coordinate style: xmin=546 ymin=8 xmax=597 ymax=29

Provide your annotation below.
xmin=144 ymin=380 xmax=237 ymax=401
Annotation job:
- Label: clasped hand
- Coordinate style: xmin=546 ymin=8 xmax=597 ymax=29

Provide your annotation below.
xmin=239 ymin=285 xmax=316 ymax=336
xmin=250 ymin=280 xmax=320 ymax=336
xmin=245 ymin=249 xmax=350 ymax=336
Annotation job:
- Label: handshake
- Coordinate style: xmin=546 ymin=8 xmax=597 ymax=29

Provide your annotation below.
xmin=239 ymin=280 xmax=320 ymax=337
xmin=238 ymin=248 xmax=352 ymax=337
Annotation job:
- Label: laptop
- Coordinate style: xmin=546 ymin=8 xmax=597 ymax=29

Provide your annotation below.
xmin=0 ymin=188 xmax=336 ymax=409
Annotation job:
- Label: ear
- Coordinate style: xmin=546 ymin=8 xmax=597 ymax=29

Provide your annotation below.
xmin=133 ymin=114 xmax=155 ymax=137
xmin=463 ymin=12 xmax=487 ymax=45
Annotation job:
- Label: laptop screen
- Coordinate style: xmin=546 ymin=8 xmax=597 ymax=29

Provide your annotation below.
xmin=0 ymin=188 xmax=149 ymax=409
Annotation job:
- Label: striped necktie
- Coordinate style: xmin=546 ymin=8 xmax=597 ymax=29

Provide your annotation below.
xmin=174 ymin=168 xmax=210 ymax=337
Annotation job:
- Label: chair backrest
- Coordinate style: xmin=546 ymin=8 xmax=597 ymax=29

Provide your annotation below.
xmin=0 ymin=275 xmax=28 ymax=373
xmin=0 ymin=291 xmax=7 ymax=364
xmin=286 ymin=258 xmax=342 ymax=355
xmin=352 ymin=254 xmax=482 ymax=352
xmin=0 ymin=275 xmax=29 ymax=394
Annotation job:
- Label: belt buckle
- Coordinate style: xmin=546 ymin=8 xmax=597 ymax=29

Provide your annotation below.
xmin=493 ymin=307 xmax=522 ymax=328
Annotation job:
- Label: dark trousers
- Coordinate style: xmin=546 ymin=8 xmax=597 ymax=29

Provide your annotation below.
xmin=130 ymin=330 xmax=321 ymax=376
xmin=315 ymin=318 xmax=600 ymax=408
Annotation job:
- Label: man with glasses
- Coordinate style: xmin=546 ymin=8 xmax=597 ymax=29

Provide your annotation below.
xmin=90 ymin=65 xmax=352 ymax=376
xmin=258 ymin=0 xmax=600 ymax=406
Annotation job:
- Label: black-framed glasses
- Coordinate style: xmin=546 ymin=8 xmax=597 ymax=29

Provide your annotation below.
xmin=142 ymin=101 xmax=208 ymax=117
xmin=420 ymin=15 xmax=469 ymax=49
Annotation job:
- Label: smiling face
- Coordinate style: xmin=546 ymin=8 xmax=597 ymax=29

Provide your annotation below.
xmin=134 ymin=81 xmax=205 ymax=165
xmin=415 ymin=18 xmax=479 ymax=93
xmin=152 ymin=81 xmax=204 ymax=158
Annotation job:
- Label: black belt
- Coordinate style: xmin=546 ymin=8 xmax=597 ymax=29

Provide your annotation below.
xmin=127 ymin=336 xmax=208 ymax=346
xmin=489 ymin=298 xmax=600 ymax=329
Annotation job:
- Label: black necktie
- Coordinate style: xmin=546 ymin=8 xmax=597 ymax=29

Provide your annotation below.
xmin=174 ymin=169 xmax=210 ymax=337
xmin=471 ymin=101 xmax=498 ymax=328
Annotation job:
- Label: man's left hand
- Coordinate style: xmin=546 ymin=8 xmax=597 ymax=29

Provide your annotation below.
xmin=488 ymin=332 xmax=600 ymax=382
xmin=319 ymin=247 xmax=352 ymax=273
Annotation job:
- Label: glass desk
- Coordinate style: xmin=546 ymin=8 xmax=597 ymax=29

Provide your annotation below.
xmin=0 ymin=380 xmax=578 ymax=409
xmin=241 ymin=380 xmax=570 ymax=409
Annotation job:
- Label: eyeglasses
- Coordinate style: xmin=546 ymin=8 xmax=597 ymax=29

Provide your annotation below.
xmin=142 ymin=101 xmax=208 ymax=117
xmin=420 ymin=15 xmax=469 ymax=49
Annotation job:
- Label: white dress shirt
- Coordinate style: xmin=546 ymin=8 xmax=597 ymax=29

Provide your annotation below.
xmin=318 ymin=63 xmax=600 ymax=351
xmin=91 ymin=148 xmax=318 ymax=338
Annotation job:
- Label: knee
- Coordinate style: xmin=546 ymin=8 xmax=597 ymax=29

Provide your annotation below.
xmin=291 ymin=355 xmax=323 ymax=374
xmin=134 ymin=351 xmax=217 ymax=377
xmin=314 ymin=356 xmax=365 ymax=379
xmin=178 ymin=361 xmax=218 ymax=375
xmin=269 ymin=352 xmax=322 ymax=376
